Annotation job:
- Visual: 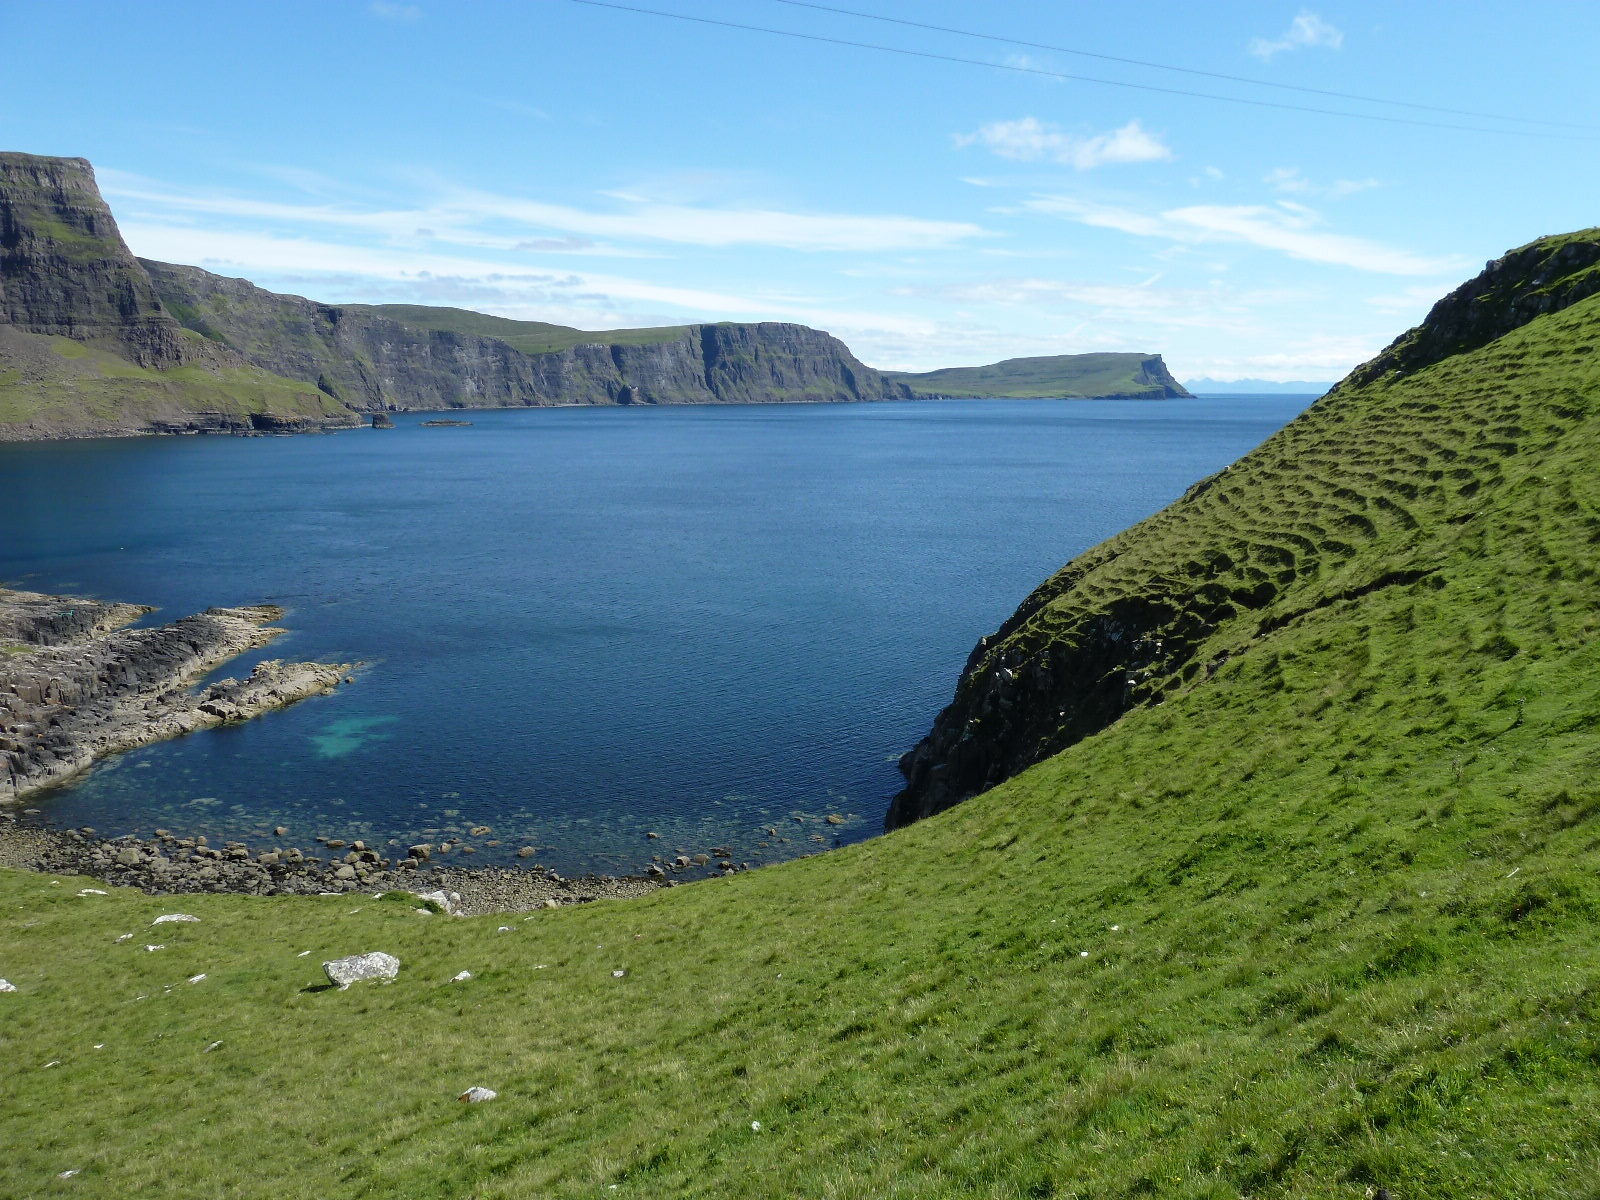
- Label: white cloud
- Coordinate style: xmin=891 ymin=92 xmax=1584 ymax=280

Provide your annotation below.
xmin=1265 ymin=167 xmax=1381 ymax=197
xmin=1366 ymin=283 xmax=1450 ymax=314
xmin=1023 ymin=195 xmax=1461 ymax=276
xmin=954 ymin=118 xmax=1172 ymax=170
xmin=1181 ymin=333 xmax=1382 ymax=381
xmin=369 ymin=1 xmax=421 ymax=19
xmin=1250 ymin=12 xmax=1343 ymax=60
xmin=103 ymin=173 xmax=987 ymax=256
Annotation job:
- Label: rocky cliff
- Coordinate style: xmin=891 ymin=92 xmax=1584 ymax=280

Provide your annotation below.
xmin=0 ymin=152 xmax=360 ymax=439
xmin=888 ymin=228 xmax=1600 ymax=828
xmin=143 ymin=259 xmax=911 ymax=410
xmin=0 ymin=152 xmax=189 ymax=367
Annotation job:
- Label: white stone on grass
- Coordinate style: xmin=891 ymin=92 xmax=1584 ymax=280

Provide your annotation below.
xmin=458 ymin=1086 xmax=497 ymax=1103
xmin=0 ymin=979 xmax=16 ymax=993
xmin=152 ymin=914 xmax=199 ymax=925
xmin=323 ymin=951 xmax=400 ymax=989
xmin=114 ymin=933 xmax=133 ymax=943
xmin=451 ymin=971 xmax=473 ymax=983
xmin=187 ymin=974 xmax=207 ymax=984
xmin=77 ymin=889 xmax=107 ymax=896
xmin=416 ymin=890 xmax=460 ymax=915
xmin=144 ymin=945 xmax=165 ymax=952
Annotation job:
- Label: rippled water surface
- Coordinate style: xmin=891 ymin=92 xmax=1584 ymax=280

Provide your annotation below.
xmin=1 ymin=397 xmax=1310 ymax=871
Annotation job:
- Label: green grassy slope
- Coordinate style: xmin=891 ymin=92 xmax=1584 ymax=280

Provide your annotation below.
xmin=0 ymin=327 xmax=356 ymax=438
xmin=887 ymin=352 xmax=1190 ymax=398
xmin=6 ymin=239 xmax=1600 ymax=1197
xmin=344 ymin=304 xmax=696 ymax=356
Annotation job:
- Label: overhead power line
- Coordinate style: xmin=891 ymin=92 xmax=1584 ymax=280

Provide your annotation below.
xmin=564 ymin=0 xmax=1599 ymax=141
xmin=767 ymin=0 xmax=1595 ymax=132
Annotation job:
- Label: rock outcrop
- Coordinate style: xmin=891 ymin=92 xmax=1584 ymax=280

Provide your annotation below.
xmin=0 ymin=153 xmax=362 ymax=440
xmin=0 ymin=152 xmax=190 ymax=367
xmin=142 ymin=259 xmax=911 ymax=410
xmin=0 ymin=587 xmax=352 ymax=801
xmin=887 ymin=229 xmax=1600 ymax=828
xmin=1340 ymin=229 xmax=1600 ymax=391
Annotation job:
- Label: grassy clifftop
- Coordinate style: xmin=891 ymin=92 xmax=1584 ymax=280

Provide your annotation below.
xmin=343 ymin=304 xmax=696 ymax=356
xmin=6 ymin=237 xmax=1600 ymax=1197
xmin=887 ymin=352 xmax=1191 ymax=399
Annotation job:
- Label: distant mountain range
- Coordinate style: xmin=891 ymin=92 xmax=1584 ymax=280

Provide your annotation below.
xmin=886 ymin=353 xmax=1190 ymax=400
xmin=1182 ymin=377 xmax=1332 ymax=395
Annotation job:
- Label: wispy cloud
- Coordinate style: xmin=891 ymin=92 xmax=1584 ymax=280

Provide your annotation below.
xmin=1249 ymin=12 xmax=1343 ymax=60
xmin=955 ymin=118 xmax=1171 ymax=170
xmin=1265 ymin=167 xmax=1380 ymax=197
xmin=102 ymin=172 xmax=987 ymax=256
xmin=369 ymin=1 xmax=421 ymax=20
xmin=1022 ymin=195 xmax=1460 ymax=276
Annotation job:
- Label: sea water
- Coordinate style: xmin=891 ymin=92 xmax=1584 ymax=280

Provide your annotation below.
xmin=0 ymin=396 xmax=1310 ymax=873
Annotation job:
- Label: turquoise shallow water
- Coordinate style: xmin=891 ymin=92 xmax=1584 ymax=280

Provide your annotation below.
xmin=0 ymin=396 xmax=1311 ymax=872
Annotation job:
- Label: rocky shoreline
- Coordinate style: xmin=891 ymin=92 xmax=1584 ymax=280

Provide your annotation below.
xmin=0 ymin=819 xmax=666 ymax=916
xmin=0 ymin=588 xmax=353 ymax=802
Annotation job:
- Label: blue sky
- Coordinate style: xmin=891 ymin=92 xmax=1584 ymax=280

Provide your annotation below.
xmin=5 ymin=1 xmax=1598 ymax=379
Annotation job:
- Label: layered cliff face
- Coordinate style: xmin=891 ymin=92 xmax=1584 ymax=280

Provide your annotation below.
xmin=889 ymin=228 xmax=1600 ymax=827
xmin=143 ymin=259 xmax=910 ymax=410
xmin=0 ymin=152 xmax=189 ymax=368
xmin=0 ymin=152 xmax=361 ymax=439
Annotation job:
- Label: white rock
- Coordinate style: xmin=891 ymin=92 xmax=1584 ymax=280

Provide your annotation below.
xmin=77 ymin=889 xmax=107 ymax=896
xmin=203 ymin=1040 xmax=223 ymax=1053
xmin=114 ymin=933 xmax=133 ymax=943
xmin=297 ymin=950 xmax=311 ymax=957
xmin=58 ymin=1169 xmax=80 ymax=1179
xmin=322 ymin=951 xmax=400 ymax=989
xmin=187 ymin=974 xmax=207 ymax=984
xmin=612 ymin=969 xmax=627 ymax=978
xmin=152 ymin=914 xmax=199 ymax=925
xmin=751 ymin=1121 xmax=761 ymax=1131
xmin=43 ymin=1060 xmax=60 ymax=1069
xmin=415 ymin=890 xmax=459 ymax=915
xmin=451 ymin=971 xmax=473 ymax=983
xmin=144 ymin=945 xmax=165 ymax=952
xmin=0 ymin=979 xmax=16 ymax=993
xmin=497 ymin=925 xmax=513 ymax=933
xmin=458 ymin=1086 xmax=497 ymax=1103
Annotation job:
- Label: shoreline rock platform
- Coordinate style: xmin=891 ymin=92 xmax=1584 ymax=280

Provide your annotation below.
xmin=0 ymin=587 xmax=352 ymax=802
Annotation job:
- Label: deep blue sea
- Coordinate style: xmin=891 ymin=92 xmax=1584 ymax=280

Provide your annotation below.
xmin=0 ymin=396 xmax=1311 ymax=873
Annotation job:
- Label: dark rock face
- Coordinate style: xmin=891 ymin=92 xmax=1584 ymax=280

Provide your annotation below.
xmin=1339 ymin=231 xmax=1600 ymax=391
xmin=371 ymin=412 xmax=396 ymax=429
xmin=887 ymin=230 xmax=1600 ymax=831
xmin=0 ymin=152 xmax=189 ymax=367
xmin=141 ymin=259 xmax=912 ymax=410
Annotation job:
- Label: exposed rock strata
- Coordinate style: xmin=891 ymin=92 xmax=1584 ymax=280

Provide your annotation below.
xmin=0 ymin=588 xmax=351 ymax=802
xmin=1340 ymin=231 xmax=1600 ymax=391
xmin=0 ymin=153 xmax=363 ymax=440
xmin=142 ymin=259 xmax=911 ymax=410
xmin=0 ymin=152 xmax=189 ymax=367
